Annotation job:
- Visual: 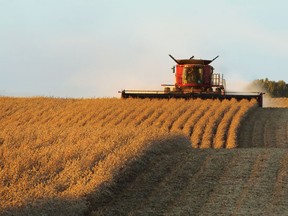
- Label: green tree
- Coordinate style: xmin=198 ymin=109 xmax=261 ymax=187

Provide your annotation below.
xmin=249 ymin=78 xmax=288 ymax=97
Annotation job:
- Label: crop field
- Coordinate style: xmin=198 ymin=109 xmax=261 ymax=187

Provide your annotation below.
xmin=264 ymin=97 xmax=288 ymax=108
xmin=0 ymin=97 xmax=287 ymax=215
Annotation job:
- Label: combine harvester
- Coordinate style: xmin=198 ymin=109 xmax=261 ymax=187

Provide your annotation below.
xmin=120 ymin=54 xmax=264 ymax=107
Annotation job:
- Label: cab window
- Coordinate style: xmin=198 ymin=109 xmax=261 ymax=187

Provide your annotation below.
xmin=183 ymin=67 xmax=203 ymax=84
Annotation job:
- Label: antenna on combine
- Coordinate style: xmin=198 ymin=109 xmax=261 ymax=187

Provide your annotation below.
xmin=210 ymin=55 xmax=219 ymax=63
xmin=189 ymin=56 xmax=194 ymax=60
xmin=169 ymin=54 xmax=180 ymax=64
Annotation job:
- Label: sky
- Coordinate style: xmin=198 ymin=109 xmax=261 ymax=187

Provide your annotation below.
xmin=1 ymin=0 xmax=288 ymax=98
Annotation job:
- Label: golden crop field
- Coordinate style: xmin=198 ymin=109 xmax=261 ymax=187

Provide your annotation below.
xmin=1 ymin=97 xmax=288 ymax=215
xmin=264 ymin=97 xmax=288 ymax=108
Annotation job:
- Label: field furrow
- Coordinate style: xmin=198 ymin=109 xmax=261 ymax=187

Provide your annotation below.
xmin=191 ymin=100 xmax=221 ymax=148
xmin=124 ymin=100 xmax=156 ymax=127
xmin=160 ymin=100 xmax=189 ymax=131
xmin=214 ymin=100 xmax=240 ymax=148
xmin=151 ymin=99 xmax=182 ymax=129
xmin=170 ymin=100 xmax=199 ymax=132
xmin=182 ymin=101 xmax=209 ymax=137
xmin=137 ymin=100 xmax=167 ymax=127
xmin=227 ymin=100 xmax=257 ymax=148
xmin=201 ymin=100 xmax=231 ymax=148
xmin=110 ymin=101 xmax=143 ymax=126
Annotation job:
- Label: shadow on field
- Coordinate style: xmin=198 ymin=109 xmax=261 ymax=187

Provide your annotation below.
xmin=1 ymin=135 xmax=193 ymax=216
xmin=85 ymin=134 xmax=193 ymax=215
xmin=0 ymin=196 xmax=88 ymax=216
xmin=88 ymin=135 xmax=233 ymax=216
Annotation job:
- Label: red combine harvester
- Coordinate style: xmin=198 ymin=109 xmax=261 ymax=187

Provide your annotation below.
xmin=120 ymin=54 xmax=263 ymax=107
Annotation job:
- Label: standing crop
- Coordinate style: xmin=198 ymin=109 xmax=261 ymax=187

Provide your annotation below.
xmin=0 ymin=97 xmax=257 ymax=215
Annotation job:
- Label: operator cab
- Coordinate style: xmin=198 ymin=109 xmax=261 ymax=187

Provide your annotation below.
xmin=168 ymin=54 xmax=225 ymax=93
xmin=183 ymin=65 xmax=203 ymax=84
xmin=174 ymin=64 xmax=214 ymax=91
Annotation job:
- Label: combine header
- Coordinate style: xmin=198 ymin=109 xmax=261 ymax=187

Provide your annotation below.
xmin=120 ymin=54 xmax=263 ymax=107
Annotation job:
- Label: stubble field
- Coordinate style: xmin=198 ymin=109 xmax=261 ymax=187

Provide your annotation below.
xmin=0 ymin=97 xmax=287 ymax=215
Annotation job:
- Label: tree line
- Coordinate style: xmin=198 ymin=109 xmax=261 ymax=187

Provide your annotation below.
xmin=250 ymin=78 xmax=288 ymax=97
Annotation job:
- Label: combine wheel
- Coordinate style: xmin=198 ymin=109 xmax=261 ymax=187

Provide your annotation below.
xmin=216 ymin=88 xmax=221 ymax=94
xmin=206 ymin=87 xmax=213 ymax=93
xmin=172 ymin=87 xmax=181 ymax=93
xmin=164 ymin=87 xmax=171 ymax=93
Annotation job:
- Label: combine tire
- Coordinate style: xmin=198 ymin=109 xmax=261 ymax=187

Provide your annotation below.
xmin=164 ymin=87 xmax=171 ymax=93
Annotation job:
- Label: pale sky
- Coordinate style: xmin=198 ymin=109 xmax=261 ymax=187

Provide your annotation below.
xmin=1 ymin=0 xmax=288 ymax=97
